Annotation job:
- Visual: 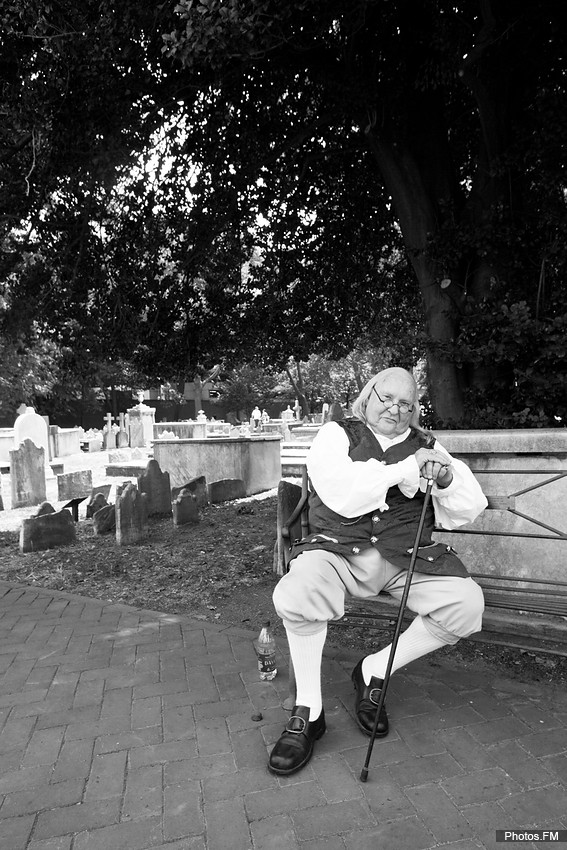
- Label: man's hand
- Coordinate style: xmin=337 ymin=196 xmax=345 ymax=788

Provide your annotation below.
xmin=414 ymin=448 xmax=453 ymax=488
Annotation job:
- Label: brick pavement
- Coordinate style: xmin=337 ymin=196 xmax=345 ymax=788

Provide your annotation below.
xmin=0 ymin=580 xmax=566 ymax=850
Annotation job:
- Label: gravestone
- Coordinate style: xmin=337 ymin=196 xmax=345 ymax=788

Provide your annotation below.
xmin=86 ymin=492 xmax=108 ymax=518
xmin=92 ymin=483 xmax=112 ymax=501
xmin=171 ymin=475 xmax=209 ymax=508
xmin=117 ymin=413 xmax=129 ymax=448
xmin=10 ymin=439 xmax=46 ymax=508
xmin=172 ymin=492 xmax=200 ymax=526
xmin=0 ymin=476 xmax=3 ymax=512
xmin=115 ymin=482 xmax=148 ymax=545
xmin=208 ymin=478 xmax=246 ymax=504
xmin=13 ymin=407 xmax=50 ymax=463
xmin=93 ymin=504 xmax=116 ymax=534
xmin=137 ymin=459 xmax=172 ymax=517
xmin=57 ymin=470 xmax=93 ymax=501
xmin=103 ymin=413 xmax=117 ymax=450
xmin=20 ymin=508 xmax=76 ymax=553
xmin=36 ymin=501 xmax=56 ymax=516
xmin=86 ymin=487 xmax=111 ymax=518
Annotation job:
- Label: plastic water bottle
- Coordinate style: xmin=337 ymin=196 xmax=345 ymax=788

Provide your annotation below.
xmin=254 ymin=620 xmax=277 ymax=680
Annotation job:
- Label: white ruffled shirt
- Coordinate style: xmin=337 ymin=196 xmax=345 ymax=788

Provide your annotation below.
xmin=306 ymin=422 xmax=487 ymax=530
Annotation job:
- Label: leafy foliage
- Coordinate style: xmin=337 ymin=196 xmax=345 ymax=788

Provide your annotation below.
xmin=455 ymin=294 xmax=567 ymax=428
xmin=1 ymin=0 xmax=566 ymax=426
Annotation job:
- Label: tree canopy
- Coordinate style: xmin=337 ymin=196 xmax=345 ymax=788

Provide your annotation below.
xmin=1 ymin=0 xmax=566 ymax=426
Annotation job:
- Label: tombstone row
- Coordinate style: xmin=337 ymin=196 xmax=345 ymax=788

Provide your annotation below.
xmin=17 ymin=455 xmax=247 ymax=554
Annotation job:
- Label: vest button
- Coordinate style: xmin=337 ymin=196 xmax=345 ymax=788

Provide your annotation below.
xmin=372 ymin=515 xmax=380 ymax=523
xmin=352 ymin=546 xmax=360 ymax=554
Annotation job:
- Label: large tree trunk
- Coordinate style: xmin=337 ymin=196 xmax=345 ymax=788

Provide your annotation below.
xmin=365 ymin=134 xmax=464 ymax=422
xmin=285 ymin=360 xmax=311 ymax=416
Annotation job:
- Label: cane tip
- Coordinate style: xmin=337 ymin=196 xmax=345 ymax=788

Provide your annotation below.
xmin=359 ymin=768 xmax=368 ymax=782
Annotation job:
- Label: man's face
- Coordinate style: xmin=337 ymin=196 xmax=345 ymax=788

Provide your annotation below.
xmin=366 ymin=373 xmax=416 ymax=437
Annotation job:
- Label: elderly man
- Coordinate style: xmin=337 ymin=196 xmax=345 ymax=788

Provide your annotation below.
xmin=268 ymin=367 xmax=487 ymax=776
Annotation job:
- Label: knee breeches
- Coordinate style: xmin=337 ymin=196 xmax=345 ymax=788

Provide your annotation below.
xmin=273 ymin=546 xmax=484 ymax=640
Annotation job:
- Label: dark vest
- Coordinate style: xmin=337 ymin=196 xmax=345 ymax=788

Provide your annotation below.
xmin=291 ymin=419 xmax=468 ymax=578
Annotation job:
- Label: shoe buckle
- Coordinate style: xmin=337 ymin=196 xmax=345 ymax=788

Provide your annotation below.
xmin=369 ymin=688 xmax=382 ymax=706
xmin=287 ymin=715 xmax=307 ymax=734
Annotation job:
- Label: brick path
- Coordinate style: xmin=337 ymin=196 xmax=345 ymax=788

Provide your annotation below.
xmin=0 ymin=581 xmax=566 ymax=850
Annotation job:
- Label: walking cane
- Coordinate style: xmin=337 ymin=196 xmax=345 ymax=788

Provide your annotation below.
xmin=360 ymin=479 xmax=434 ymax=782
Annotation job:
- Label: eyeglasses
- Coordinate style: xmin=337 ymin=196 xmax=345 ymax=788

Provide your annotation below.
xmin=372 ymin=386 xmax=414 ymax=415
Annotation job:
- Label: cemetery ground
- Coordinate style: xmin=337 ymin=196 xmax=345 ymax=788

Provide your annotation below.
xmin=0 ymin=450 xmax=566 ymax=691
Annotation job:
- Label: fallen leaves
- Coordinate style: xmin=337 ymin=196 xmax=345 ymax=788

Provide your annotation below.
xmin=0 ymin=497 xmax=279 ymax=627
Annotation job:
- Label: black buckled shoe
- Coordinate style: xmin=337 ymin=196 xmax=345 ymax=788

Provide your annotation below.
xmin=351 ymin=659 xmax=389 ymax=738
xmin=268 ymin=705 xmax=326 ymax=776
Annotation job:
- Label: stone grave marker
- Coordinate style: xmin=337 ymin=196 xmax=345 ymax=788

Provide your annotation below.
xmin=93 ymin=504 xmax=116 ymax=534
xmin=115 ymin=482 xmax=148 ymax=545
xmin=116 ymin=481 xmax=130 ymax=498
xmin=86 ymin=492 xmax=108 ymax=518
xmin=0 ymin=476 xmax=3 ymax=512
xmin=103 ymin=413 xmax=117 ymax=450
xmin=10 ymin=439 xmax=46 ymax=508
xmin=208 ymin=478 xmax=246 ymax=504
xmin=86 ymin=486 xmax=111 ymax=518
xmin=171 ymin=475 xmax=208 ymax=508
xmin=13 ymin=406 xmax=50 ymax=463
xmin=173 ymin=492 xmax=200 ymax=526
xmin=20 ymin=507 xmax=76 ymax=553
xmin=138 ymin=459 xmax=172 ymax=516
xmin=117 ymin=413 xmax=129 ymax=448
xmin=57 ymin=470 xmax=93 ymax=501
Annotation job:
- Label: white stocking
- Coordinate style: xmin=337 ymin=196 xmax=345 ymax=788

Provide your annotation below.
xmin=362 ymin=617 xmax=448 ymax=683
xmin=286 ymin=627 xmax=327 ymax=720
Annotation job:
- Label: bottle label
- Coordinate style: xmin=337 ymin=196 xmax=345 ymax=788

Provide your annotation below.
xmin=257 ymin=652 xmax=277 ymax=674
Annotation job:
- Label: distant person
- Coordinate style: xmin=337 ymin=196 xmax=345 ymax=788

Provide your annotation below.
xmin=268 ymin=367 xmax=487 ymax=776
xmin=251 ymin=406 xmax=262 ymax=429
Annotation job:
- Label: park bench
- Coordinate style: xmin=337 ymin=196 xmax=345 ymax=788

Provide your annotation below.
xmin=275 ymin=465 xmax=567 ymax=657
